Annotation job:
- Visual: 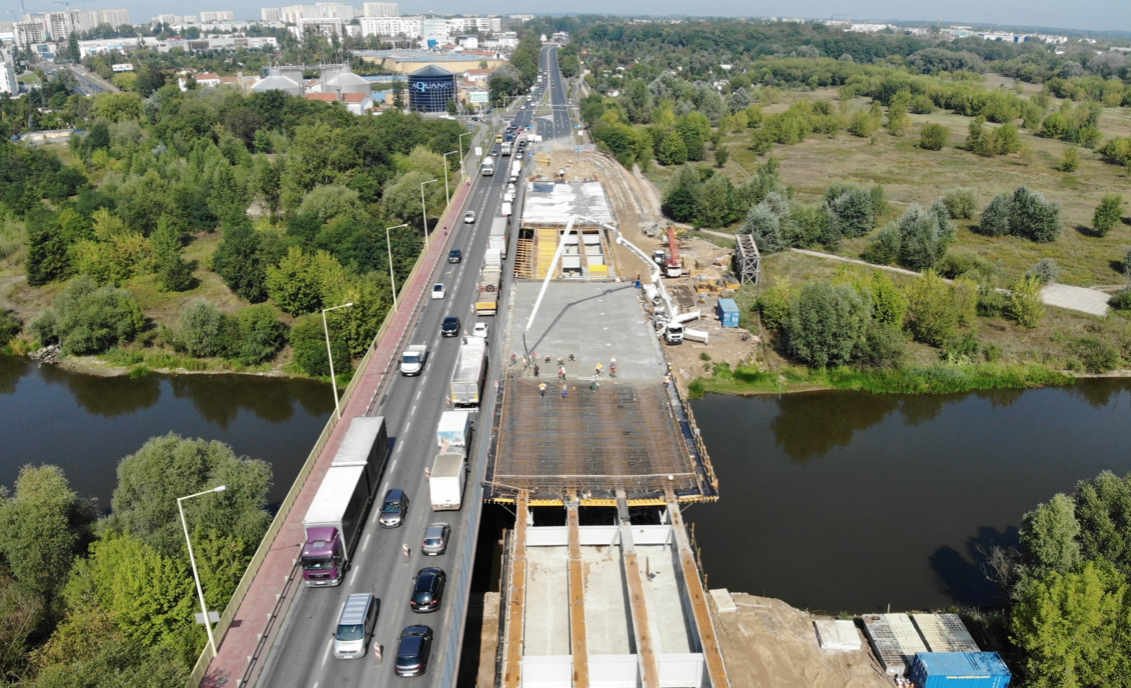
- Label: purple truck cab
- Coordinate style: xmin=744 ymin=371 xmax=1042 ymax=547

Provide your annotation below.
xmin=301 ymin=526 xmax=344 ymax=586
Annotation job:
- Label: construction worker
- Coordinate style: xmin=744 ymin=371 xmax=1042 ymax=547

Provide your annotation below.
xmin=558 ymin=366 xmax=566 ymax=381
xmin=561 ymin=385 xmax=568 ymax=399
xmin=595 ymin=362 xmax=602 ymax=376
xmin=533 ymin=364 xmax=540 ymax=377
xmin=539 ymin=382 xmax=547 ymax=398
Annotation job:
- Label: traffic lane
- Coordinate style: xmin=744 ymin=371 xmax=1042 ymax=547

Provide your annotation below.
xmin=252 ymin=178 xmax=502 ymax=687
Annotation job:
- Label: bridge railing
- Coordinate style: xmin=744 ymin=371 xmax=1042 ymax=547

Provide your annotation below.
xmin=185 ymin=179 xmax=476 ymax=688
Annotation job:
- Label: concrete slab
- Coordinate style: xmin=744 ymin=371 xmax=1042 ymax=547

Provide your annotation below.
xmin=709 ymin=589 xmax=738 ymax=614
xmin=581 ymin=546 xmax=634 ymax=655
xmin=524 ymin=547 xmax=570 ymax=656
xmin=507 ymin=281 xmax=666 ymax=381
xmin=637 ymin=544 xmax=694 ymax=655
xmin=1042 ymin=283 xmax=1110 ymax=316
xmin=521 ymin=181 xmax=615 ymax=226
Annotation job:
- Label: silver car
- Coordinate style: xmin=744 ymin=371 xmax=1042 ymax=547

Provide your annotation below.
xmin=421 ymin=522 xmax=450 ymax=555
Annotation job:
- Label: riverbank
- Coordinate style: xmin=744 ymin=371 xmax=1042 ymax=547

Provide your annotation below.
xmin=689 ymin=361 xmax=1077 ymax=397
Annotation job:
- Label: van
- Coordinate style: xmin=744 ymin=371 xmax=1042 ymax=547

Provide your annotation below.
xmin=333 ymin=593 xmax=379 ymax=659
xmin=495 ymin=134 xmax=502 ymax=144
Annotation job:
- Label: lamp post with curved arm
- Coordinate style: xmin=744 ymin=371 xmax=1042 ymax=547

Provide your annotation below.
xmin=458 ymin=131 xmax=472 ymax=181
xmin=179 ymin=485 xmax=227 ymax=656
xmin=442 ymin=151 xmax=458 ymax=205
xmin=384 ymin=223 xmax=408 ymax=311
xmin=322 ymin=302 xmax=354 ymax=419
xmin=420 ymin=178 xmax=438 ymax=247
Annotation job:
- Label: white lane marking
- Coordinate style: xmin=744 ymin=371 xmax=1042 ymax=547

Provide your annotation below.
xmin=414 ymin=389 xmax=422 ymax=402
xmin=362 ymin=532 xmax=371 ymax=552
xmin=412 ymin=404 xmax=418 ymax=415
xmin=322 ymin=638 xmax=333 ymax=666
xmin=348 ymin=564 xmax=361 ymax=586
xmin=390 ymin=458 xmax=398 ymax=471
xmin=404 ymin=422 xmax=411 ymax=433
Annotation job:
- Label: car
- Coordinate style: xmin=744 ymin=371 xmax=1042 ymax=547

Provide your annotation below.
xmin=441 ymin=316 xmax=460 ymax=337
xmin=332 ymin=593 xmax=378 ymax=659
xmin=421 ymin=522 xmax=450 ymax=555
xmin=520 ymin=104 xmax=527 ymax=110
xmin=464 ymin=210 xmax=476 ymax=224
xmin=507 ymin=183 xmax=516 ymax=194
xmin=448 ymin=248 xmax=462 ymax=263
xmin=379 ymin=489 xmax=409 ymax=528
xmin=472 ymin=322 xmax=489 ymax=339
xmin=410 ymin=567 xmax=446 ymax=613
xmin=491 ymin=149 xmax=499 ymax=157
xmin=430 ymin=283 xmax=445 ymax=300
xmin=394 ymin=625 xmax=433 ymax=677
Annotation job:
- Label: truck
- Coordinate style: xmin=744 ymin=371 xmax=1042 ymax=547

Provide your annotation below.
xmin=400 ymin=344 xmax=428 ymax=376
xmin=501 ymin=141 xmax=512 ymax=156
xmin=300 ymin=417 xmax=388 ymax=587
xmin=511 ymin=160 xmax=522 ymax=178
xmin=476 ymin=265 xmax=501 ymax=316
xmin=489 ymin=217 xmax=508 ymax=258
xmin=429 ymin=450 xmax=467 ymax=510
xmin=481 ymin=157 xmax=495 ymax=176
xmin=450 ymin=337 xmax=488 ymax=407
xmin=436 ymin=410 xmax=471 ymax=449
xmin=501 ymin=200 xmax=512 ymax=217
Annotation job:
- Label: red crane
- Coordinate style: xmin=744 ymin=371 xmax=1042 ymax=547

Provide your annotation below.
xmin=665 ymin=227 xmax=683 ymax=277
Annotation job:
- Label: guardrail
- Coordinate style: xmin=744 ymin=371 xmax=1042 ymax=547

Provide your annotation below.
xmin=185 ymin=176 xmax=478 ymax=688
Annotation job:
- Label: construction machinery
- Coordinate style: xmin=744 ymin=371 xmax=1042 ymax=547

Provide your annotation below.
xmin=664 ymin=227 xmax=683 ymax=277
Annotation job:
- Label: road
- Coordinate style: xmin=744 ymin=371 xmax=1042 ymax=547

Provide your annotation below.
xmin=253 ymin=45 xmax=568 ymax=688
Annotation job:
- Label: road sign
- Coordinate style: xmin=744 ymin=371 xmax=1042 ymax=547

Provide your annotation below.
xmin=195 ymin=611 xmax=220 ymax=625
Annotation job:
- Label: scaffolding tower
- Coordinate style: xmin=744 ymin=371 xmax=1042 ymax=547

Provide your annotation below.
xmin=735 ymin=234 xmax=761 ymax=286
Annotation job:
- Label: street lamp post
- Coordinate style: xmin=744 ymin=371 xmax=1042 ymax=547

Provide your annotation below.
xmin=442 ymin=151 xmax=458 ymax=204
xmin=179 ymin=485 xmax=228 ymax=656
xmin=384 ymin=223 xmax=408 ymax=311
xmin=321 ymin=302 xmax=354 ymax=419
xmin=458 ymin=131 xmax=472 ymax=181
xmin=420 ymin=178 xmax=438 ymax=247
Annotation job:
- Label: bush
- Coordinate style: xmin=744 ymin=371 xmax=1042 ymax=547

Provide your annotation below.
xmin=289 ymin=314 xmax=351 ymax=378
xmin=1072 ymin=337 xmax=1121 ymax=373
xmin=30 ymin=276 xmax=145 ymax=354
xmin=942 ymin=189 xmax=977 ymax=220
xmin=235 ymin=304 xmax=285 ymax=365
xmin=855 ymin=323 xmax=906 ymax=369
xmin=978 ymin=187 xmax=1061 ymax=242
xmin=1007 ymin=275 xmax=1045 ymax=329
xmin=0 ymin=310 xmax=20 ymax=347
xmin=1123 ymin=247 xmax=1131 ymax=276
xmin=784 ymin=280 xmax=871 ymax=367
xmin=919 ymin=123 xmax=949 ymax=150
xmin=863 ymin=203 xmax=952 ymax=271
xmin=825 ymin=184 xmax=874 ymax=239
xmin=906 ymin=270 xmax=961 ymax=346
xmin=1109 ymin=289 xmax=1131 ymax=311
xmin=739 ymin=202 xmax=785 ymax=253
xmin=1027 ymin=258 xmax=1060 ymax=285
xmin=177 ymin=301 xmax=234 ymax=358
xmin=936 ymin=251 xmax=998 ymax=282
xmin=1093 ymin=195 xmax=1124 ymax=237
xmin=757 ymin=279 xmax=793 ymax=330
xmin=1059 ymin=145 xmax=1080 ymax=172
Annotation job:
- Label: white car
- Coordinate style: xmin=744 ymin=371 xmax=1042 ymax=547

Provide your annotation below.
xmin=431 ymin=283 xmax=445 ymax=300
xmin=472 ymin=322 xmax=489 ymax=339
xmin=464 ymin=210 xmax=476 ymax=224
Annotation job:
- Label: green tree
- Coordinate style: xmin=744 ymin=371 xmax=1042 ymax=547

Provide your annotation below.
xmin=895 ymin=203 xmax=952 ymax=271
xmin=1074 ymin=471 xmax=1131 ymax=573
xmin=714 ymin=146 xmax=730 ymax=169
xmin=695 ymin=173 xmax=733 ymax=228
xmin=785 ymin=280 xmax=871 ymax=367
xmin=980 ymin=193 xmax=1013 ymax=236
xmin=0 ymin=465 xmax=93 ymax=600
xmin=905 ymin=270 xmax=960 ymax=346
xmin=1007 ymin=275 xmax=1045 ymax=328
xmin=1060 ymin=146 xmax=1081 ymax=172
xmin=942 ymin=189 xmax=977 ymax=219
xmin=919 ymin=123 xmax=949 ymax=150
xmin=1019 ymin=493 xmax=1081 ymax=580
xmin=26 ymin=215 xmax=72 ymax=286
xmin=885 ymin=103 xmax=911 ymax=136
xmin=105 ymin=433 xmax=272 ymax=558
xmin=825 ymin=185 xmax=874 ymax=239
xmin=757 ymin=279 xmax=793 ymax=330
xmin=992 ymin=123 xmax=1022 ymax=155
xmin=212 ymin=214 xmax=267 ymax=303
xmin=661 ymin=165 xmax=701 ymax=224
xmin=657 ymin=132 xmax=688 ymax=166
xmin=868 ymin=272 xmax=908 ymax=328
xmin=151 ymin=216 xmax=194 ymax=292
xmin=234 ymin=304 xmax=285 ymax=365
xmin=289 ymin=313 xmax=351 ymax=377
xmin=1093 ymin=194 xmax=1124 ymax=237
xmin=739 ymin=202 xmax=785 ymax=254
xmin=176 ymin=300 xmax=232 ymax=358
xmin=675 ymin=112 xmax=710 ymax=161
xmin=30 ymin=276 xmax=145 ymax=354
xmin=1011 ymin=187 xmax=1062 ymax=243
xmin=847 ymin=109 xmax=880 ymax=137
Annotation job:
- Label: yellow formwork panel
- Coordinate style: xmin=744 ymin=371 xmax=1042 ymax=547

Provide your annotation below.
xmin=535 ymin=227 xmax=558 ymax=279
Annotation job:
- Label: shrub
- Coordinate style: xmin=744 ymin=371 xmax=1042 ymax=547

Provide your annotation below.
xmin=1093 ymin=195 xmax=1124 ymax=237
xmin=784 ymin=280 xmax=871 ymax=367
xmin=979 ymin=193 xmax=1012 ymax=237
xmin=0 ymin=310 xmax=20 ymax=347
xmin=942 ymin=189 xmax=977 ymax=220
xmin=289 ymin=314 xmax=351 ymax=377
xmin=941 ymin=332 xmax=981 ymax=363
xmin=825 ymin=185 xmax=874 ymax=239
xmin=1072 ymin=337 xmax=1121 ymax=373
xmin=30 ymin=275 xmax=145 ymax=354
xmin=1123 ymin=247 xmax=1131 ymax=276
xmin=863 ymin=203 xmax=952 ymax=271
xmin=235 ymin=304 xmax=286 ymax=365
xmin=1007 ymin=275 xmax=1045 ymax=329
xmin=919 ymin=123 xmax=950 ymax=150
xmin=847 ymin=110 xmax=880 ymax=137
xmin=855 ymin=323 xmax=906 ymax=369
xmin=757 ymin=279 xmax=794 ymax=330
xmin=177 ymin=300 xmax=234 ymax=358
xmin=1060 ymin=146 xmax=1080 ymax=172
xmin=861 ymin=222 xmax=900 ymax=265
xmin=1026 ymin=258 xmax=1060 ymax=285
xmin=906 ymin=270 xmax=961 ymax=346
xmin=739 ymin=202 xmax=784 ymax=253
xmin=978 ymin=187 xmax=1061 ymax=242
xmin=937 ymin=251 xmax=998 ymax=282
xmin=1108 ymin=289 xmax=1131 ymax=311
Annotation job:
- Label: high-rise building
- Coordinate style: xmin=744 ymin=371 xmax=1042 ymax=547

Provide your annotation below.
xmin=363 ymin=2 xmax=398 ymax=17
xmin=14 ymin=21 xmax=47 ymax=47
xmin=183 ymin=15 xmax=199 ymax=23
xmin=281 ymin=4 xmax=315 ymax=23
xmin=315 ymin=3 xmax=355 ymax=20
xmin=97 ymin=8 xmax=131 ymax=27
xmin=359 ymin=15 xmax=420 ymax=38
xmin=296 ymin=16 xmax=342 ymax=37
xmin=199 ymin=11 xmax=236 ymax=22
xmin=0 ymin=48 xmax=17 ymax=96
xmin=261 ymin=7 xmax=282 ymax=21
xmin=154 ymin=14 xmax=181 ymax=24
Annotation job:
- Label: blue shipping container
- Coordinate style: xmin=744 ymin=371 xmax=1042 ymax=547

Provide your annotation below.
xmin=910 ymin=653 xmax=1011 ymax=688
xmin=717 ymin=298 xmax=740 ymax=328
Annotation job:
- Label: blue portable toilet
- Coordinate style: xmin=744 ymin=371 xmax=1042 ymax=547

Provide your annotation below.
xmin=716 ymin=298 xmax=740 ymax=328
xmin=910 ymin=653 xmax=1011 ymax=688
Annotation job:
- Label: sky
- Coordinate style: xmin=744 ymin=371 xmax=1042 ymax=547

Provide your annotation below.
xmin=86 ymin=0 xmax=1130 ymax=34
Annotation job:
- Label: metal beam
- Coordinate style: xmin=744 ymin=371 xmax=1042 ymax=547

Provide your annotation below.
xmin=566 ymin=499 xmax=590 ymax=688
xmin=617 ymin=490 xmax=660 ymax=688
xmin=502 ymin=494 xmax=529 ymax=688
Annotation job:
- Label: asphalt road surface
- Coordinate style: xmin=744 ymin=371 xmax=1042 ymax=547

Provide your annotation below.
xmin=253 ymin=46 xmax=567 ymax=688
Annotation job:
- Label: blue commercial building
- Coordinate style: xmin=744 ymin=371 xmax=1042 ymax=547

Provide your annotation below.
xmin=407 ymin=64 xmax=456 ymax=113
xmin=910 ymin=653 xmax=1012 ymax=688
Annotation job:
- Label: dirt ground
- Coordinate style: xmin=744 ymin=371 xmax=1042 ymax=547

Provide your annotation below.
xmin=714 ymin=592 xmax=890 ymax=688
xmin=526 ymin=149 xmax=763 ymax=392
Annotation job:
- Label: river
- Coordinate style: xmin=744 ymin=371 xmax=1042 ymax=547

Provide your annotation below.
xmin=0 ymin=355 xmax=334 ymax=512
xmin=688 ymin=380 xmax=1131 ymax=613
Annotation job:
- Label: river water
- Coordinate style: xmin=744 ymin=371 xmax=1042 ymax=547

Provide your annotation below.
xmin=0 ymin=355 xmax=334 ymax=512
xmin=688 ymin=380 xmax=1131 ymax=613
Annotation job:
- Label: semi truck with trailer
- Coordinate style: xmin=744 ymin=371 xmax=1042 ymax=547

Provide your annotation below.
xmin=429 ymin=449 xmax=467 ymax=511
xmin=449 ymin=337 xmax=488 ymax=408
xmin=301 ymin=417 xmax=387 ymax=587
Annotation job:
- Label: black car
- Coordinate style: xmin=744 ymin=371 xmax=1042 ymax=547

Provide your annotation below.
xmin=448 ymin=248 xmax=462 ymax=263
xmin=441 ymin=316 xmax=460 ymax=337
xmin=410 ymin=568 xmax=446 ymax=613
xmin=378 ymin=489 xmax=409 ymax=528
xmin=394 ymin=625 xmax=433 ymax=677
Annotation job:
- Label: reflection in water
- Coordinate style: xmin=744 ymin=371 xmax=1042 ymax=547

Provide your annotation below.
xmin=0 ymin=355 xmax=334 ymax=512
xmin=689 ymin=380 xmax=1131 ymax=611
xmin=39 ymin=363 xmax=162 ymax=417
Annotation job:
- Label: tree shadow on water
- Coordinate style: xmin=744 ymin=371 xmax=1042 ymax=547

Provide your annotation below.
xmin=0 ymin=356 xmax=31 ymax=396
xmin=169 ymin=375 xmax=302 ymax=428
xmin=39 ymin=364 xmax=161 ymax=417
xmin=771 ymin=392 xmax=901 ymax=462
xmin=929 ymin=525 xmax=1019 ymax=607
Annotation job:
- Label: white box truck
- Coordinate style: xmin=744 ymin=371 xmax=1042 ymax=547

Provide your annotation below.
xmin=450 ymin=337 xmax=487 ymax=408
xmin=429 ymin=450 xmax=467 ymax=510
xmin=489 ymin=217 xmax=508 ymax=258
xmin=436 ymin=410 xmax=471 ymax=450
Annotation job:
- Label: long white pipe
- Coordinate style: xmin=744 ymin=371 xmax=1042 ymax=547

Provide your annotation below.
xmin=525 ymin=215 xmax=576 ymax=333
